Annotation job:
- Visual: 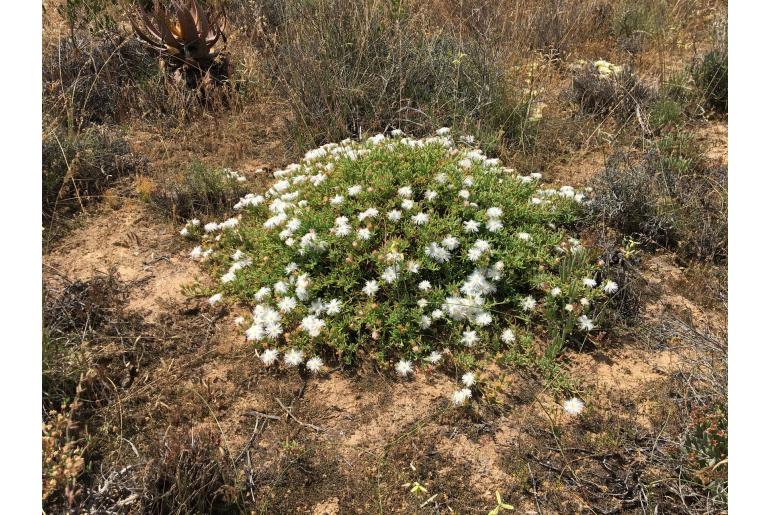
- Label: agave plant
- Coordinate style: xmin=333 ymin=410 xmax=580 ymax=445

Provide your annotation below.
xmin=131 ymin=0 xmax=228 ymax=84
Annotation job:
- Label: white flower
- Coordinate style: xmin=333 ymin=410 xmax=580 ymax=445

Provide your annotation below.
xmin=260 ymin=348 xmax=279 ymax=366
xmin=330 ymin=194 xmax=345 ymax=205
xmin=278 ymin=297 xmax=297 ymax=313
xmin=425 ymin=242 xmax=451 ymax=263
xmin=306 ymin=357 xmax=324 ymax=373
xmin=284 ymin=349 xmax=305 ymax=367
xmin=461 ymin=329 xmax=479 ymax=347
xmin=234 ymin=316 xmax=245 ymax=326
xmin=461 ymin=372 xmax=476 ymax=387
xmin=363 ymin=280 xmax=380 ymax=297
xmin=246 ymin=324 xmax=264 ymax=341
xmin=434 ymin=173 xmax=448 ymax=184
xmin=517 ymin=232 xmax=531 ymax=241
xmin=381 ymin=267 xmax=399 ymax=284
xmin=426 ymin=351 xmax=443 ymax=364
xmin=486 ymin=207 xmax=503 ymax=218
xmin=424 ymin=190 xmax=438 ymax=201
xmin=530 ymin=197 xmax=542 ymax=205
xmin=431 ymin=309 xmax=444 ymax=320
xmin=264 ymin=322 xmax=283 ymax=339
xmin=458 ymin=189 xmax=470 ymax=200
xmin=419 ymin=315 xmax=432 ymax=329
xmin=407 ymin=260 xmax=420 ymax=273
xmin=582 ymin=277 xmax=597 ymax=288
xmin=418 ymin=280 xmax=432 ymax=291
xmin=326 ymin=299 xmax=342 ymax=315
xmin=501 ymin=328 xmax=516 ymax=344
xmin=521 ymin=296 xmax=537 ymax=311
xmin=357 ymin=207 xmax=379 ymax=221
xmin=474 ymin=312 xmax=492 ymax=327
xmin=285 ymin=262 xmax=299 ymax=275
xmin=357 ymin=228 xmax=372 ymax=240
xmin=565 ymin=303 xmax=574 ymax=312
xmin=411 ymin=212 xmax=429 ymax=225
xmin=274 ymin=281 xmax=289 ymax=294
xmin=451 ymin=388 xmax=472 ymax=406
xmin=550 ymin=287 xmax=562 ymax=297
xmin=463 ymin=176 xmax=474 ymax=187
xmin=398 ymin=186 xmax=413 ymax=198
xmin=301 ymin=315 xmax=326 ymax=337
xmin=348 ymin=185 xmax=362 ymax=197
xmin=401 ymin=198 xmax=415 ymax=210
xmin=603 ymin=280 xmax=619 ymax=294
xmin=387 ymin=209 xmax=402 ymax=221
xmin=441 ymin=235 xmax=460 ymax=250
xmin=180 ymin=227 xmax=189 ymax=237
xmin=486 ymin=219 xmax=503 ymax=232
xmin=395 ymin=360 xmax=413 ymax=377
xmin=458 ymin=158 xmax=472 ymax=169
xmin=436 ymin=127 xmax=451 ymax=136
xmin=208 ymin=293 xmax=223 ymax=305
xmin=463 ymin=220 xmax=480 ymax=233
xmin=255 ymin=286 xmax=271 ymax=301
xmin=417 ymin=298 xmax=429 ymax=309
xmin=580 ymin=297 xmax=590 ymax=307
xmin=562 ymin=397 xmax=585 ymax=415
xmin=577 ymin=315 xmax=595 ymax=331
xmin=190 ymin=246 xmax=202 ymax=259
xmin=204 ymin=222 xmax=219 ymax=233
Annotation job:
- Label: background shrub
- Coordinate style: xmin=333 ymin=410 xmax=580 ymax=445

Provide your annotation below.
xmin=569 ymin=62 xmax=652 ymax=120
xmin=692 ymin=49 xmax=728 ymax=114
xmin=42 ymin=126 xmax=146 ymax=218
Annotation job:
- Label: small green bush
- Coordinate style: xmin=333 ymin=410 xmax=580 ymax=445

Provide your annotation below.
xmin=692 ymin=50 xmax=728 ymax=113
xmin=149 ymin=163 xmax=248 ymax=221
xmin=189 ymin=130 xmax=619 ymax=374
xmin=648 ymin=98 xmax=683 ymax=132
xmin=569 ymin=61 xmax=652 ymax=120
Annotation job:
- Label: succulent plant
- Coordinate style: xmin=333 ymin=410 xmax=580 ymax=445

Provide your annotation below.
xmin=131 ymin=0 xmax=228 ymax=83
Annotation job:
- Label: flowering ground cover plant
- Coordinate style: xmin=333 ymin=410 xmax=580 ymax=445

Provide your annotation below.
xmin=184 ymin=129 xmax=617 ymax=392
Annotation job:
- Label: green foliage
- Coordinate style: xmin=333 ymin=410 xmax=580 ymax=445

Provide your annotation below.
xmin=648 ymin=98 xmax=683 ymax=132
xmin=692 ymin=49 xmax=728 ymax=113
xmin=263 ymin=0 xmax=534 ymax=155
xmin=194 ymin=132 xmax=615 ymax=368
xmin=684 ymin=404 xmax=727 ymax=499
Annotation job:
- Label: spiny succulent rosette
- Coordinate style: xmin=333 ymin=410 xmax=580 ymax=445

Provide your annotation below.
xmin=181 ymin=128 xmax=618 ymax=408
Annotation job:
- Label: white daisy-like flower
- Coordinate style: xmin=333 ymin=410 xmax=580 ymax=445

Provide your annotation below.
xmin=550 ymin=287 xmax=562 ymax=297
xmin=395 ymin=360 xmax=413 ymax=377
xmin=501 ymin=328 xmax=516 ymax=344
xmin=461 ymin=372 xmax=476 ymax=387
xmin=234 ymin=316 xmax=245 ymax=326
xmin=397 ymin=186 xmax=413 ymax=198
xmin=387 ymin=209 xmax=402 ymax=221
xmin=363 ymin=280 xmax=380 ymax=297
xmin=348 ymin=185 xmax=362 ymax=197
xmin=285 ymin=262 xmax=299 ymax=274
xmin=255 ymin=286 xmax=271 ymax=301
xmin=582 ymin=277 xmax=597 ymax=288
xmin=221 ymin=271 xmax=236 ymax=283
xmin=260 ymin=348 xmax=279 ymax=366
xmin=418 ymin=280 xmax=432 ymax=291
xmin=326 ymin=299 xmax=342 ymax=315
xmin=306 ymin=356 xmax=324 ymax=373
xmin=517 ymin=232 xmax=531 ymax=241
xmin=577 ymin=315 xmax=595 ymax=331
xmin=381 ymin=267 xmax=399 ymax=284
xmin=580 ymin=297 xmax=590 ymax=307
xmin=458 ymin=189 xmax=470 ymax=200
xmin=603 ymin=280 xmax=619 ymax=294
xmin=330 ymin=194 xmax=345 ymax=205
xmin=278 ymin=296 xmax=297 ymax=313
xmin=208 ymin=293 xmax=223 ymax=305
xmin=190 ymin=246 xmax=203 ymax=259
xmin=301 ymin=315 xmax=326 ymax=337
xmin=246 ymin=324 xmax=264 ymax=341
xmin=434 ymin=172 xmax=448 ymax=184
xmin=442 ymin=235 xmax=460 ymax=250
xmin=463 ymin=176 xmax=474 ymax=187
xmin=436 ymin=127 xmax=451 ymax=136
xmin=424 ymin=190 xmax=438 ymax=201
xmin=419 ymin=315 xmax=432 ymax=329
xmin=451 ymin=388 xmax=472 ymax=406
xmin=401 ymin=198 xmax=415 ymax=210
xmin=357 ymin=228 xmax=372 ymax=240
xmin=204 ymin=222 xmax=219 ymax=233
xmin=431 ymin=309 xmax=444 ymax=320
xmin=565 ymin=303 xmax=574 ymax=312
xmin=425 ymin=242 xmax=451 ymax=263
xmin=264 ymin=322 xmax=283 ymax=339
xmin=486 ymin=219 xmax=503 ymax=232
xmin=458 ymin=158 xmax=472 ymax=169
xmin=463 ymin=220 xmax=480 ymax=233
xmin=530 ymin=197 xmax=542 ymax=205
xmin=180 ymin=227 xmax=189 ymax=237
xmin=486 ymin=207 xmax=503 ymax=218
xmin=461 ymin=329 xmax=479 ymax=347
xmin=520 ymin=296 xmax=537 ymax=311
xmin=417 ymin=298 xmax=429 ymax=309
xmin=426 ymin=351 xmax=443 ymax=364
xmin=407 ymin=260 xmax=420 ymax=273
xmin=411 ymin=212 xmax=429 ymax=225
xmin=357 ymin=207 xmax=379 ymax=221
xmin=562 ymin=397 xmax=585 ymax=415
xmin=284 ymin=349 xmax=305 ymax=367
xmin=474 ymin=312 xmax=493 ymax=327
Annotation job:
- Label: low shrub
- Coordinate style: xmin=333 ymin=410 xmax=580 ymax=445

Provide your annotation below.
xmin=648 ymin=97 xmax=683 ymax=132
xmin=611 ymin=0 xmax=667 ymax=53
xmin=692 ymin=49 xmax=728 ymax=114
xmin=146 ymin=162 xmax=249 ymax=220
xmin=186 ymin=130 xmax=621 ymax=393
xmin=262 ymin=0 xmax=535 ymax=155
xmin=589 ymin=135 xmax=727 ymax=262
xmin=42 ymin=126 xmax=146 ymax=218
xmin=568 ymin=60 xmax=652 ymax=120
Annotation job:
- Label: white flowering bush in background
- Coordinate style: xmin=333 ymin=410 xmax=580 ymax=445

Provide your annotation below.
xmin=183 ymin=129 xmax=617 ymax=399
